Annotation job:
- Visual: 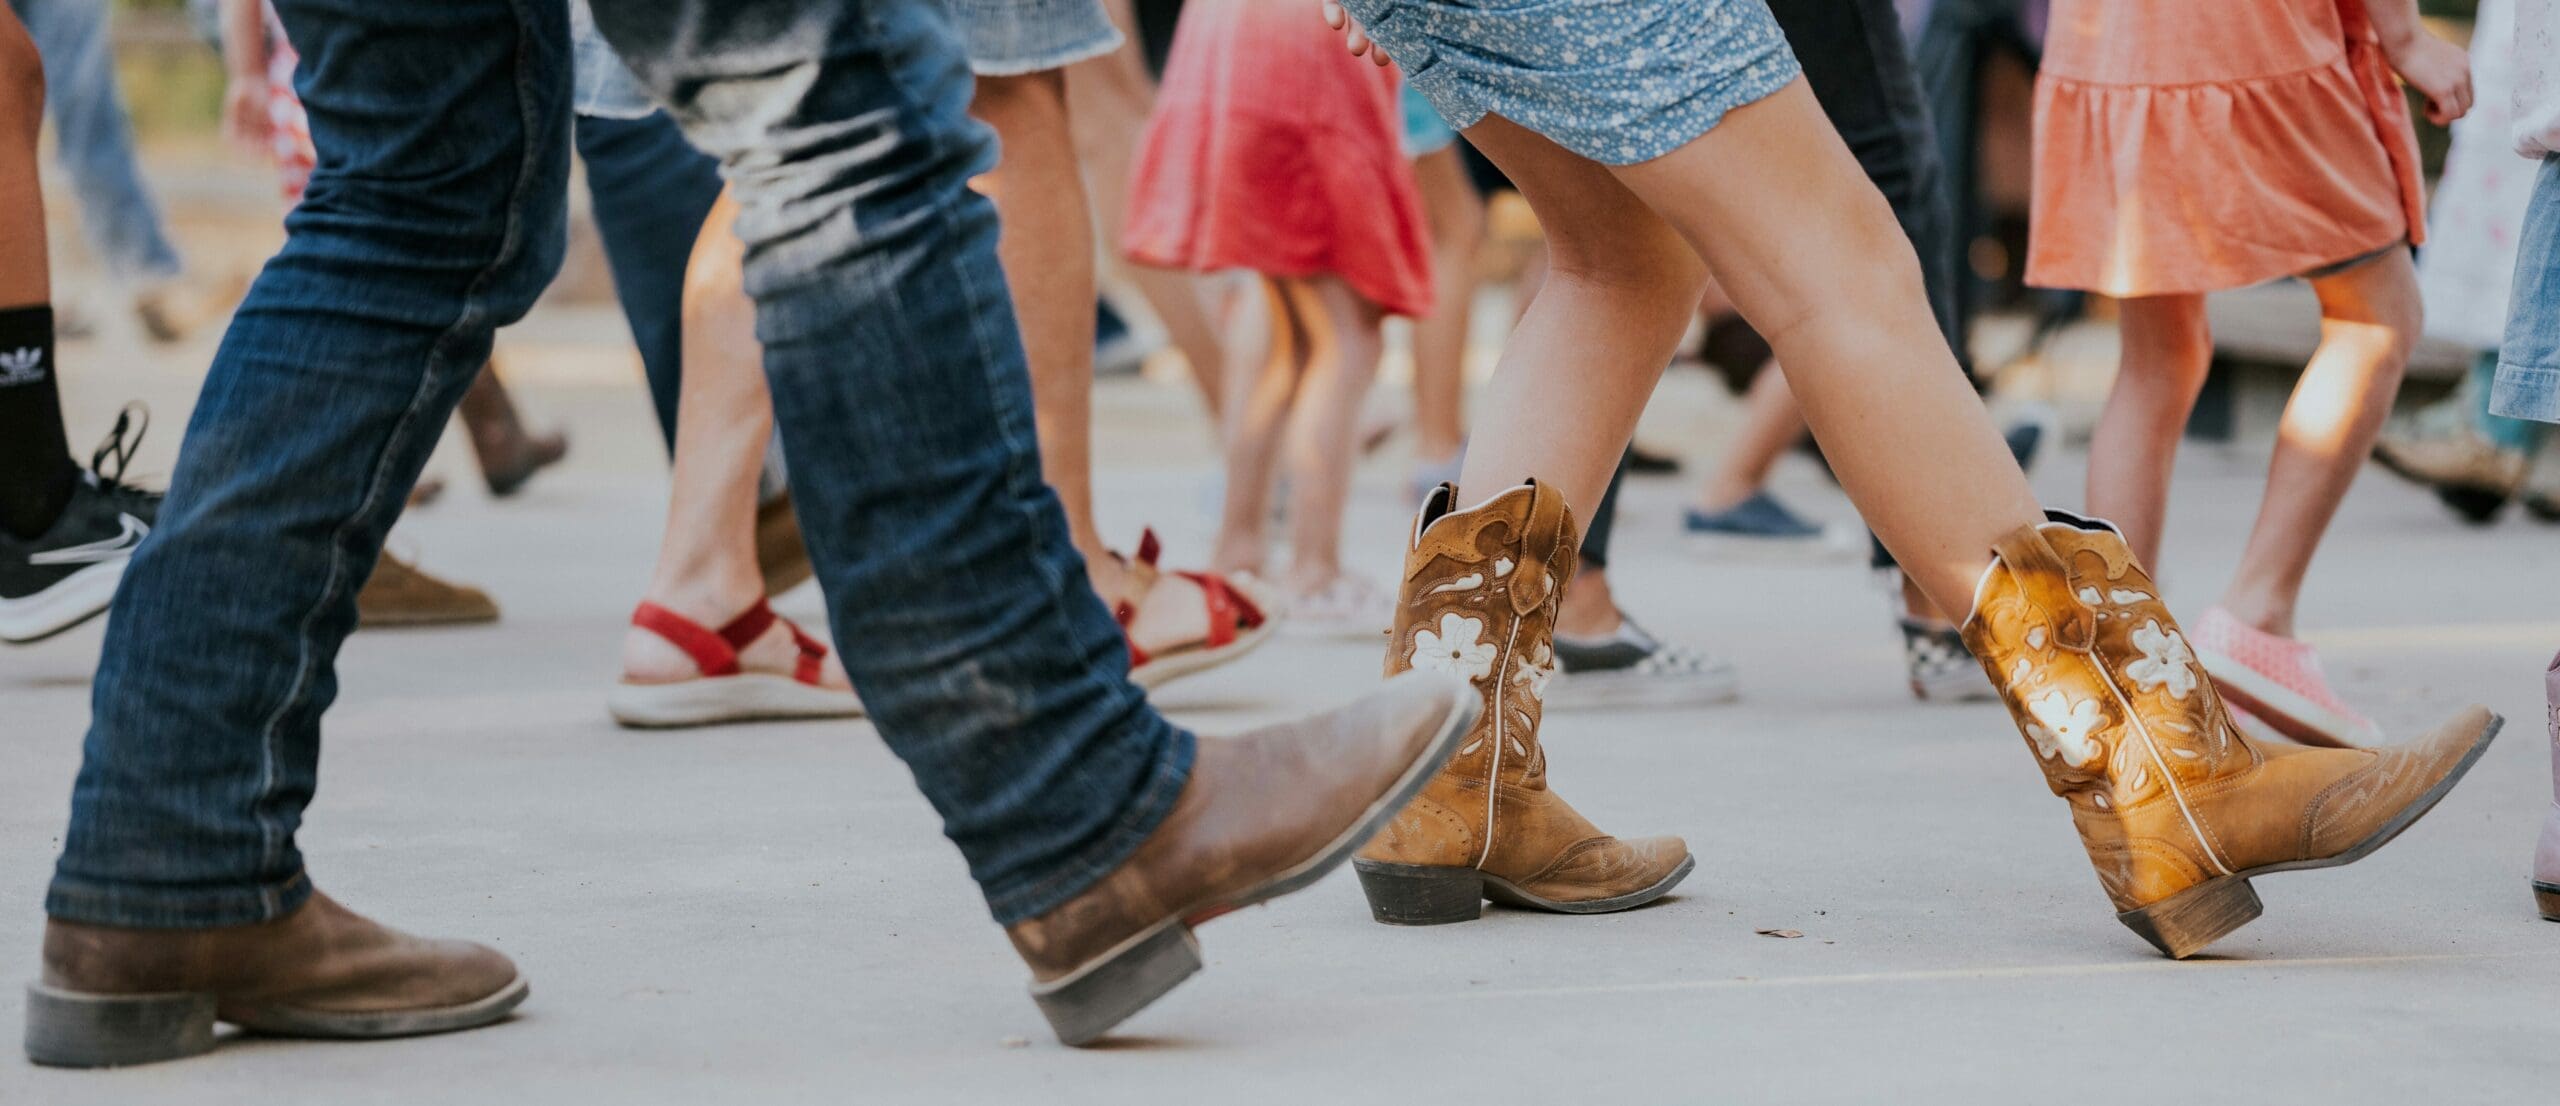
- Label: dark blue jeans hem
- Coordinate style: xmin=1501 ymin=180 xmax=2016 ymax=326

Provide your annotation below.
xmin=45 ymin=868 xmax=315 ymax=930
xmin=979 ymin=725 xmax=1197 ymax=926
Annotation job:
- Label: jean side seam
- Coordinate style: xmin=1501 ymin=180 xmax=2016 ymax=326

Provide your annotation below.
xmin=244 ymin=0 xmax=552 ymax=912
xmin=860 ymin=47 xmax=1190 ymax=920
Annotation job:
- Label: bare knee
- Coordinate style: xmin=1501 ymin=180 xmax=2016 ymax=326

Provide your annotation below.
xmin=2117 ymin=294 xmax=2215 ymax=386
xmin=1543 ymin=232 xmax=1708 ymax=324
xmin=2312 ymin=250 xmax=2422 ymax=358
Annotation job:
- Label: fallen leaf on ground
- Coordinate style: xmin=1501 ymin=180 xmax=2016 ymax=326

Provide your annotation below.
xmin=1755 ymin=928 xmax=1803 ymax=939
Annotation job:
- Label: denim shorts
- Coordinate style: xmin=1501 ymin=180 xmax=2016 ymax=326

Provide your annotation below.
xmin=2494 ymin=155 xmax=2560 ymax=424
xmin=1338 ymin=0 xmax=1801 ymax=165
xmin=956 ymin=0 xmax=1125 ymax=76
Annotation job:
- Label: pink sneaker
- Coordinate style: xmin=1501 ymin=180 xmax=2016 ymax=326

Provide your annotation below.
xmin=2187 ymin=606 xmax=2382 ymax=748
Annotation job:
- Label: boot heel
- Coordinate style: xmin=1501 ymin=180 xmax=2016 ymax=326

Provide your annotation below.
xmin=2116 ymin=877 xmax=2263 ymax=959
xmin=23 ymin=983 xmax=218 ymax=1068
xmin=1354 ymin=860 xmax=1485 ymax=926
xmin=2535 ymin=882 xmax=2560 ymax=923
xmin=1030 ymin=922 xmax=1202 ymax=1048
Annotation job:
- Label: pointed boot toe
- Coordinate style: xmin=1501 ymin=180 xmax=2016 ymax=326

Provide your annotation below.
xmin=1355 ymin=482 xmax=1693 ymax=925
xmin=1964 ymin=512 xmax=2500 ymax=959
xmin=1006 ymin=670 xmax=1477 ymax=1045
xmin=1490 ymin=834 xmax=1694 ymax=914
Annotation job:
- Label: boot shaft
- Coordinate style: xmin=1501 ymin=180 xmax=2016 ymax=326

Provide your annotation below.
xmin=1962 ymin=513 xmax=2248 ymax=811
xmin=1962 ymin=513 xmax=2268 ymax=905
xmin=1387 ymin=482 xmax=1578 ymax=790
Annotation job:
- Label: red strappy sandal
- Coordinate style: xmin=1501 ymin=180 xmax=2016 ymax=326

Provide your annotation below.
xmin=1115 ymin=529 xmax=1275 ymax=690
xmin=607 ymin=598 xmax=863 ymax=728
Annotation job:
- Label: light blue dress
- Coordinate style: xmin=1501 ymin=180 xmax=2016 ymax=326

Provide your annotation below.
xmin=1339 ymin=0 xmax=1803 ymax=165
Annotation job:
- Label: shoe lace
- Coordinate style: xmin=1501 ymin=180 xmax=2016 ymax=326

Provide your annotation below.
xmin=87 ymin=402 xmax=160 ymax=502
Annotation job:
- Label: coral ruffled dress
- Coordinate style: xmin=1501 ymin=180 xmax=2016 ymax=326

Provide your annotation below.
xmin=1122 ymin=0 xmax=1433 ymax=317
xmin=2026 ymin=0 xmax=2427 ymax=297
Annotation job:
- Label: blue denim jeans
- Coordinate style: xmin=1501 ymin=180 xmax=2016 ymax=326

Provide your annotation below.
xmin=51 ymin=0 xmax=1191 ymax=929
xmin=2494 ymin=155 xmax=2560 ymax=426
xmin=10 ymin=0 xmax=183 ymax=283
xmin=573 ymin=110 xmax=722 ymax=449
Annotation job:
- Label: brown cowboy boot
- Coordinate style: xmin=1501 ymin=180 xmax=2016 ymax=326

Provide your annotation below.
xmin=357 ymin=551 xmax=499 ymax=628
xmin=1963 ymin=511 xmax=2500 ymax=958
xmin=1007 ymin=670 xmax=1477 ymax=1045
xmin=26 ymin=892 xmax=526 ymax=1067
xmin=1351 ymin=482 xmax=1692 ymax=924
xmin=456 ymin=366 xmax=568 ymax=498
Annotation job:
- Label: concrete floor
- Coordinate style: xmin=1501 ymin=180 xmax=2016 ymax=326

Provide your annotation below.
xmin=7 ymin=314 xmax=2560 ymax=1102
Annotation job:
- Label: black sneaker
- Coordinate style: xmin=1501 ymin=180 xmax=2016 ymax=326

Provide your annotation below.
xmin=1 ymin=406 xmax=161 ymax=644
xmin=1548 ymin=613 xmax=1739 ymax=710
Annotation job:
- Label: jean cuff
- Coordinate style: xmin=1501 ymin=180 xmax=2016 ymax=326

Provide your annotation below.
xmin=45 ymin=868 xmax=314 ymax=930
xmin=2490 ymin=361 xmax=2560 ymax=425
xmin=979 ymin=724 xmax=1197 ymax=925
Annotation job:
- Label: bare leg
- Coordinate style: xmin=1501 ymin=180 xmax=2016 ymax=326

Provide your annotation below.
xmin=976 ymin=71 xmax=1213 ymax=651
xmin=2221 ymin=251 xmax=2419 ymax=636
xmin=1067 ymin=6 xmax=1225 ymax=419
xmin=1208 ymin=277 xmax=1299 ymax=576
xmin=1693 ymin=359 xmax=1803 ymax=511
xmin=974 ymin=72 xmax=1104 ymax=562
xmin=1556 ymin=565 xmax=1621 ymax=637
xmin=1279 ymin=277 xmax=1384 ymax=593
xmin=0 ymin=14 xmax=45 ymax=306
xmin=1451 ymin=127 xmax=1707 ymax=520
xmin=1597 ymin=82 xmax=2044 ymax=612
xmin=2084 ymin=293 xmax=2212 ymax=569
xmin=1409 ymin=146 xmax=1483 ymax=466
xmin=619 ymin=191 xmax=849 ymax=690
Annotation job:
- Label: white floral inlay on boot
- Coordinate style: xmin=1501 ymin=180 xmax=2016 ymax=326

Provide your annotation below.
xmin=2125 ymin=619 xmax=2198 ymax=699
xmin=2025 ymin=690 xmax=2104 ymax=767
xmin=1411 ymin=612 xmax=1497 ymax=682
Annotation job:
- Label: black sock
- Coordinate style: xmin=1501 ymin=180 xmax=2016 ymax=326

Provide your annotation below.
xmin=0 ymin=304 xmax=79 ymax=540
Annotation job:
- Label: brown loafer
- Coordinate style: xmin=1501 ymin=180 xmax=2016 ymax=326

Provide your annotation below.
xmin=1005 ymin=670 xmax=1477 ymax=1046
xmin=26 ymin=891 xmax=526 ymax=1067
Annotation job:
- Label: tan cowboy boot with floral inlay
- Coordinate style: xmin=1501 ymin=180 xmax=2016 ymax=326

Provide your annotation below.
xmin=1964 ymin=511 xmax=2500 ymax=958
xmin=1352 ymin=482 xmax=1693 ymax=924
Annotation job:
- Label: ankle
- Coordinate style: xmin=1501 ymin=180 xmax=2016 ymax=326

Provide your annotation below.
xmin=1694 ymin=478 xmax=1753 ymax=513
xmin=1555 ymin=574 xmax=1622 ymax=638
xmin=2215 ymin=592 xmax=2295 ymax=639
xmin=1083 ymin=550 xmax=1135 ymax=607
xmin=1286 ymin=560 xmax=1343 ymax=597
xmin=640 ymin=568 xmax=764 ymax=627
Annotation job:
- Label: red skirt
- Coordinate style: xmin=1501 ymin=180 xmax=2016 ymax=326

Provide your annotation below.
xmin=1121 ymin=0 xmax=1434 ymax=318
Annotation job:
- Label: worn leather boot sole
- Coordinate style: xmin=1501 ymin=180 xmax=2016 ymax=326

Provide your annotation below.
xmin=2534 ymin=882 xmax=2560 ymax=923
xmin=2117 ymin=710 xmax=2501 ymax=959
xmin=1029 ymin=686 xmax=1480 ymax=1047
xmin=1351 ymin=855 xmax=1696 ymax=925
xmin=24 ymin=975 xmax=528 ymax=1068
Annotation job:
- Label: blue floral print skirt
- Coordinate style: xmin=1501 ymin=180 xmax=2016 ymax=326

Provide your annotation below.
xmin=1339 ymin=0 xmax=1802 ymax=165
